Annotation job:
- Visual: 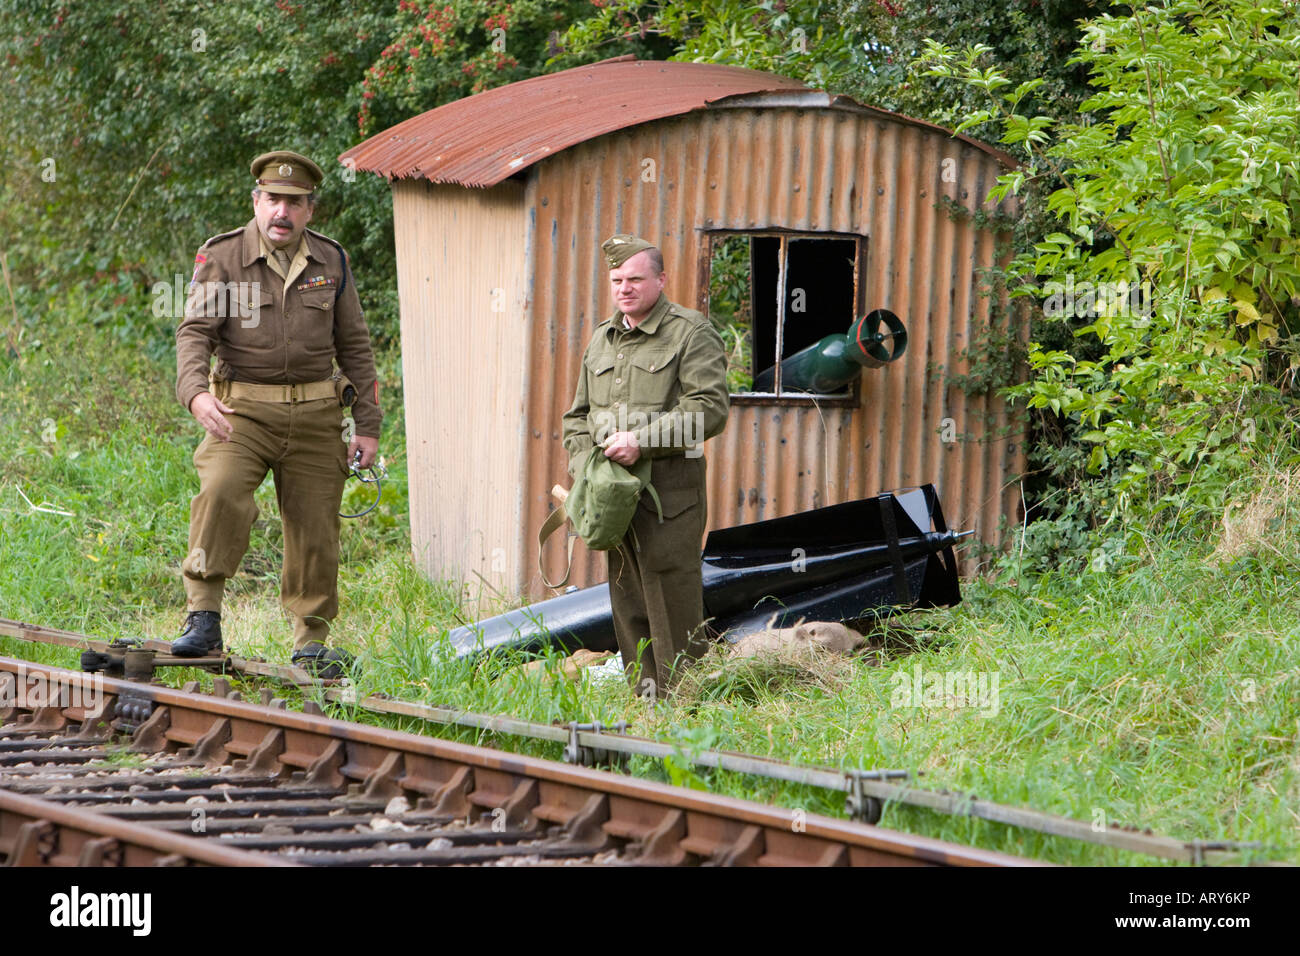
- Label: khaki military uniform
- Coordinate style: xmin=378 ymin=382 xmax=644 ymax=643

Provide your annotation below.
xmin=562 ymin=293 xmax=729 ymax=694
xmin=176 ymin=220 xmax=381 ymax=649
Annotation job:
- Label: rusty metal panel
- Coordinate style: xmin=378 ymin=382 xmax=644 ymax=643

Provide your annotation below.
xmin=392 ymin=180 xmax=530 ymax=610
xmin=342 ymin=59 xmax=807 ymax=188
xmin=341 ymin=59 xmax=1015 ymax=189
xmin=522 ymin=103 xmax=1023 ymax=597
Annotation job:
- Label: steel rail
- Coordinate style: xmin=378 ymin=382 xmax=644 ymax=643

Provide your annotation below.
xmin=0 ymin=656 xmax=1036 ymax=867
xmin=0 ymin=788 xmax=293 ymax=867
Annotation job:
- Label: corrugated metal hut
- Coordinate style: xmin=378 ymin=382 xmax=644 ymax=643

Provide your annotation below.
xmin=342 ymin=57 xmax=1024 ymax=605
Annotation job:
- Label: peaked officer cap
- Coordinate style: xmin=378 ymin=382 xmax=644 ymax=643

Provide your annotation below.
xmin=250 ymin=150 xmax=324 ymax=195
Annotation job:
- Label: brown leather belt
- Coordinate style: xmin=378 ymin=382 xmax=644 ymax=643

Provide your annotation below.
xmin=226 ymin=380 xmax=335 ymax=403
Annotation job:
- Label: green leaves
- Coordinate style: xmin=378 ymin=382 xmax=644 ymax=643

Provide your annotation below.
xmin=0 ymin=0 xmax=603 ymax=344
xmin=930 ymin=0 xmax=1300 ymax=525
xmin=554 ymin=1 xmax=852 ymax=88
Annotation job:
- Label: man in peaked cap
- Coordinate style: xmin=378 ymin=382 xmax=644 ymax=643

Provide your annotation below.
xmin=561 ymin=234 xmax=730 ymax=698
xmin=172 ymin=150 xmax=382 ymax=679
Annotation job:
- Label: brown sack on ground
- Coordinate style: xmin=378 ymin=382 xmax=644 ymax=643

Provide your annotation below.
xmin=727 ymin=620 xmax=865 ymax=659
xmin=513 ymin=647 xmax=615 ymax=683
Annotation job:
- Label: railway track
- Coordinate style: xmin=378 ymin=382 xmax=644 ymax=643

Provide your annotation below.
xmin=0 ymin=656 xmax=1037 ymax=867
xmin=0 ymin=617 xmax=1268 ymax=864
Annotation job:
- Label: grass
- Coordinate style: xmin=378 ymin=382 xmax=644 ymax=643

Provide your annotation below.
xmin=2 ymin=310 xmax=1298 ymax=865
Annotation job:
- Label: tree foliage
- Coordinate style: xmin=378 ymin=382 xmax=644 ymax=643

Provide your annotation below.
xmin=0 ymin=0 xmax=592 ymax=346
xmin=556 ymin=0 xmax=1105 ymax=127
xmin=828 ymin=0 xmax=1105 ymax=127
xmin=920 ymin=0 xmax=1300 ymax=524
xmin=1 ymin=1 xmax=398 ymax=337
xmin=359 ymin=0 xmax=597 ymax=137
xmin=556 ymin=0 xmax=851 ymax=87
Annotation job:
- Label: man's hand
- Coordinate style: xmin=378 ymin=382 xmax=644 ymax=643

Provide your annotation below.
xmin=190 ymin=392 xmax=234 ymax=442
xmin=602 ymin=430 xmax=641 ymax=466
xmin=348 ymin=435 xmax=379 ymax=470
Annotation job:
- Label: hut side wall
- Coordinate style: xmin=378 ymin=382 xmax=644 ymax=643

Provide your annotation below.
xmin=392 ymin=180 xmax=530 ymax=609
xmin=521 ymin=106 xmax=1023 ymax=597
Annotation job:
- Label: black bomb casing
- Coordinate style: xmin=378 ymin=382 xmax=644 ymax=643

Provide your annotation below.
xmin=443 ymin=485 xmax=965 ymax=660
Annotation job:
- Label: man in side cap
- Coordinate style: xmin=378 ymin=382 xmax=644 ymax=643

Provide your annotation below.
xmin=561 ymin=235 xmax=730 ymax=697
xmin=172 ymin=150 xmax=382 ymax=679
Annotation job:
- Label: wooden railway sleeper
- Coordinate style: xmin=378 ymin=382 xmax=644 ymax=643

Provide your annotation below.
xmin=0 ymin=736 xmax=104 ymax=753
xmin=0 ymin=750 xmax=102 ymax=767
xmin=0 ymin=762 xmax=138 ymax=778
xmin=283 ymin=840 xmax=597 ymax=867
xmin=149 ymin=809 xmax=455 ymax=836
xmin=4 ymin=771 xmax=279 ymax=796
xmin=97 ymin=796 xmax=391 ymax=821
xmin=205 ymin=826 xmax=544 ymax=854
xmin=40 ymin=785 xmax=341 ymax=806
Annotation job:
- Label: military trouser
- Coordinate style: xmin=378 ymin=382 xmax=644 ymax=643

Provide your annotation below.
xmin=181 ymin=386 xmax=351 ymax=650
xmin=607 ymin=454 xmax=710 ymax=698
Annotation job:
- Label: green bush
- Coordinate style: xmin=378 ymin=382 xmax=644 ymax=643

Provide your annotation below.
xmin=919 ymin=0 xmax=1300 ymax=530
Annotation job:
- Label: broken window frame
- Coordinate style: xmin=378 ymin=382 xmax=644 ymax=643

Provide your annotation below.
xmin=699 ymin=229 xmax=867 ymax=407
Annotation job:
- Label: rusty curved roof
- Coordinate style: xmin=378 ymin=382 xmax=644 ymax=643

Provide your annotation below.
xmin=341 ymin=57 xmax=1016 ymax=188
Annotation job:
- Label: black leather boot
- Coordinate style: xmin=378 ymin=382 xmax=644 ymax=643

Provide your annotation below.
xmin=172 ymin=611 xmax=223 ymax=657
xmin=291 ymin=642 xmax=355 ymax=680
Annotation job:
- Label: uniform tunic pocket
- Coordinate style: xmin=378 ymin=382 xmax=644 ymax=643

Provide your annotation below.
xmin=644 ymin=487 xmax=699 ymax=519
xmin=300 ymin=288 xmax=335 ymax=317
xmin=629 ymin=351 xmax=676 ymax=408
xmin=584 ymin=354 xmax=616 ymax=407
xmin=297 ymin=288 xmax=337 ymax=361
xmin=230 ymin=287 xmax=275 ymax=348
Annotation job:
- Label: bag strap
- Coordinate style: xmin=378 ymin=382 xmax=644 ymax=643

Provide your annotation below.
xmin=537 ymin=501 xmax=576 ymax=589
xmin=628 ymin=457 xmax=664 ymax=524
xmin=643 ymin=481 xmax=664 ymax=523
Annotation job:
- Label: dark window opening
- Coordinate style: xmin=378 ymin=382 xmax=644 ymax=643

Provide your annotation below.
xmin=707 ymin=232 xmax=866 ymax=399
